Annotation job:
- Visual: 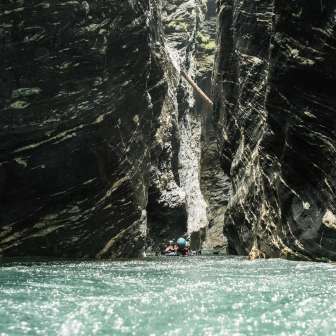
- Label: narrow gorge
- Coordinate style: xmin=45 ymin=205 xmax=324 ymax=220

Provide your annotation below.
xmin=1 ymin=0 xmax=335 ymax=261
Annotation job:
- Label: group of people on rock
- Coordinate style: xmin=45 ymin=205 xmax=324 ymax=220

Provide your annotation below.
xmin=163 ymin=237 xmax=190 ymax=256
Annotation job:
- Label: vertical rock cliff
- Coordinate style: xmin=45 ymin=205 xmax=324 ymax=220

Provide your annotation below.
xmin=197 ymin=0 xmax=229 ymax=249
xmin=0 ymin=1 xmax=163 ymax=258
xmin=3 ymin=0 xmax=333 ymax=260
xmin=146 ymin=0 xmax=189 ymax=247
xmin=214 ymin=0 xmax=336 ymax=260
xmin=147 ymin=0 xmax=209 ymax=248
xmin=0 ymin=0 xmax=214 ymax=257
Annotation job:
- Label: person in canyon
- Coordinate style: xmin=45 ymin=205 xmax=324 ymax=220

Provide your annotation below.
xmin=164 ymin=240 xmax=176 ymax=254
xmin=176 ymin=237 xmax=190 ymax=256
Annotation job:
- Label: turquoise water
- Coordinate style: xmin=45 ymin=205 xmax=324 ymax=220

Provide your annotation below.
xmin=0 ymin=257 xmax=336 ymax=336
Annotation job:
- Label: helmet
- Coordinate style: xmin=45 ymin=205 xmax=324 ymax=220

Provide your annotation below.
xmin=177 ymin=237 xmax=187 ymax=248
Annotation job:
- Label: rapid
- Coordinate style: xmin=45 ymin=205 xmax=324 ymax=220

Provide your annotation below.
xmin=1 ymin=257 xmax=336 ymax=335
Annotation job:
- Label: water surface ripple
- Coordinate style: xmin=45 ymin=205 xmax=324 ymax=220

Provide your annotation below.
xmin=0 ymin=257 xmax=336 ymax=335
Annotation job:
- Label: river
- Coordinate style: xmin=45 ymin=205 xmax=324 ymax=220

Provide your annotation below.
xmin=0 ymin=257 xmax=335 ymax=335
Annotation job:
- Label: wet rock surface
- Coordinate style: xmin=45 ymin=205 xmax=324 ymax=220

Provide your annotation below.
xmin=0 ymin=1 xmax=160 ymax=258
xmin=214 ymin=0 xmax=336 ymax=260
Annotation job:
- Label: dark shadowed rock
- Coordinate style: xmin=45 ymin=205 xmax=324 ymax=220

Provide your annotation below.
xmin=197 ymin=0 xmax=229 ymax=250
xmin=0 ymin=0 xmax=217 ymax=257
xmin=214 ymin=0 xmax=336 ymax=260
xmin=3 ymin=0 xmax=333 ymax=261
xmin=0 ymin=0 xmax=162 ymax=258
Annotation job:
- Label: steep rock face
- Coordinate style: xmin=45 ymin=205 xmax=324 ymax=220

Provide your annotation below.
xmin=147 ymin=0 xmax=209 ymax=247
xmin=0 ymin=1 xmax=164 ymax=258
xmin=214 ymin=0 xmax=336 ymax=260
xmin=146 ymin=1 xmax=188 ymax=247
xmin=197 ymin=0 xmax=229 ymax=249
xmin=169 ymin=0 xmax=209 ymax=236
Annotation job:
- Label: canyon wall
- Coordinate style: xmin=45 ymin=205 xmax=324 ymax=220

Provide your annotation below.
xmin=2 ymin=0 xmax=334 ymax=260
xmin=147 ymin=0 xmax=209 ymax=248
xmin=198 ymin=0 xmax=229 ymax=249
xmin=214 ymin=0 xmax=336 ymax=260
xmin=0 ymin=0 xmax=213 ymax=257
xmin=0 ymin=1 xmax=161 ymax=258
